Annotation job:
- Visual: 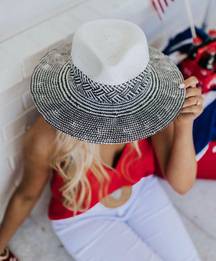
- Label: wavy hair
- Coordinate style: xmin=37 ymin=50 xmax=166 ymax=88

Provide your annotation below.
xmin=49 ymin=130 xmax=142 ymax=215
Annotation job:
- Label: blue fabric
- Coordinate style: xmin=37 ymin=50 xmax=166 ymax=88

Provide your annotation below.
xmin=193 ymin=96 xmax=216 ymax=154
xmin=163 ymin=27 xmax=216 ymax=158
xmin=163 ymin=27 xmax=210 ymax=55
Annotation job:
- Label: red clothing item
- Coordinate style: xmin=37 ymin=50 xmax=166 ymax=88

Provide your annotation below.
xmin=48 ymin=137 xmax=162 ymax=220
xmin=196 ymin=141 xmax=216 ymax=180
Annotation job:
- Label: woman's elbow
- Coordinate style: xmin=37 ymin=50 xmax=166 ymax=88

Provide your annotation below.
xmin=167 ymin=173 xmax=196 ymax=195
xmin=173 ymin=186 xmax=191 ymax=195
xmin=171 ymin=181 xmax=195 ymax=195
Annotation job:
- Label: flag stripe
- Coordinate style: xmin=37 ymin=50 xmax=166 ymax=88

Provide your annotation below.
xmin=152 ymin=0 xmax=175 ymax=19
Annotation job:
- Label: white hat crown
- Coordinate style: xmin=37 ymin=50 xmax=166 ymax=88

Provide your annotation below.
xmin=71 ymin=19 xmax=150 ymax=85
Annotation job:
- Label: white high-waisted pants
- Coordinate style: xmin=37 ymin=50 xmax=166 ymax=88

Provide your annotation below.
xmin=51 ymin=174 xmax=202 ymax=261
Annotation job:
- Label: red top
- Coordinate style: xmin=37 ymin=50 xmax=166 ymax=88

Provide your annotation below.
xmin=48 ymin=137 xmax=162 ymax=220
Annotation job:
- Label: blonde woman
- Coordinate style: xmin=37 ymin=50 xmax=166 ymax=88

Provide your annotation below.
xmin=0 ymin=19 xmax=203 ymax=261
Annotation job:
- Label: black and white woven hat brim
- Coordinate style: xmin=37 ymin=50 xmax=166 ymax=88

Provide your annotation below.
xmin=30 ymin=45 xmax=186 ymax=144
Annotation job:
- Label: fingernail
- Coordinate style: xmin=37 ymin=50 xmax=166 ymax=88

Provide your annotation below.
xmin=178 ymin=83 xmax=185 ymax=89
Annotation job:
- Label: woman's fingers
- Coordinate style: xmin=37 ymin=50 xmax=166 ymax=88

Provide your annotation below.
xmin=177 ymin=76 xmax=204 ymax=121
xmin=182 ymin=95 xmax=204 ymax=108
xmin=183 ymin=76 xmax=199 ymax=88
xmin=181 ymin=76 xmax=203 ymax=113
xmin=180 ymin=76 xmax=201 ymax=100
xmin=181 ymin=104 xmax=203 ymax=114
xmin=185 ymin=86 xmax=202 ymax=98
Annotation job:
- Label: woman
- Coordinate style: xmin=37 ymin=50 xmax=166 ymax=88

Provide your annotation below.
xmin=0 ymin=19 xmax=204 ymax=261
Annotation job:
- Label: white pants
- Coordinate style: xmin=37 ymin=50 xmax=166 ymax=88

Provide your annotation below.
xmin=51 ymin=174 xmax=202 ymax=261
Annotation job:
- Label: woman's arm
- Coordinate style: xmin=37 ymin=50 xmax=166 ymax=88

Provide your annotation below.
xmin=0 ymin=120 xmax=54 ymax=254
xmin=164 ymin=121 xmax=197 ymax=194
xmin=151 ymin=76 xmax=204 ymax=194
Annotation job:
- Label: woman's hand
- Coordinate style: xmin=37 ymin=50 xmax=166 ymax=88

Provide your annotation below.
xmin=159 ymin=76 xmax=203 ymax=193
xmin=174 ymin=76 xmax=204 ymax=128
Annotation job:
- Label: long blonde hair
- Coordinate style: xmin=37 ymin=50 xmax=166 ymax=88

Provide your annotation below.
xmin=49 ymin=130 xmax=142 ymax=215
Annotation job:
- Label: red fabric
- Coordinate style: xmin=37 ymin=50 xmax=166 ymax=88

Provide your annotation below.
xmin=155 ymin=141 xmax=216 ymax=180
xmin=196 ymin=141 xmax=216 ymax=180
xmin=48 ymin=138 xmax=158 ymax=220
xmin=48 ymin=138 xmax=216 ymax=220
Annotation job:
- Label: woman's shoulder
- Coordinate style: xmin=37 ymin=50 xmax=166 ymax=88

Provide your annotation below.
xmin=22 ymin=115 xmax=57 ymax=160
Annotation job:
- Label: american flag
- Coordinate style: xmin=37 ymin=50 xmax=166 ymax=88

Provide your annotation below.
xmin=151 ymin=0 xmax=175 ymax=19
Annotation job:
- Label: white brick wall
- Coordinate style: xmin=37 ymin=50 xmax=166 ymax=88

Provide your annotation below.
xmin=0 ymin=0 xmax=215 ymax=218
xmin=0 ymin=0 xmax=85 ymax=42
xmin=0 ymin=79 xmax=40 ymax=218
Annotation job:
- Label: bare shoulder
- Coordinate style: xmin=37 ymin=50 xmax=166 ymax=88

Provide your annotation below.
xmin=22 ymin=115 xmax=57 ymax=164
xmin=16 ymin=115 xmax=57 ymax=198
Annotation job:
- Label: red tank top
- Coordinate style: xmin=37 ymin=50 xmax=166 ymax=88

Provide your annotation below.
xmin=48 ymin=137 xmax=162 ymax=220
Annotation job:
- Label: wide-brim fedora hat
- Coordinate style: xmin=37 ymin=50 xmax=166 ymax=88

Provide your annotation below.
xmin=30 ymin=18 xmax=186 ymax=144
